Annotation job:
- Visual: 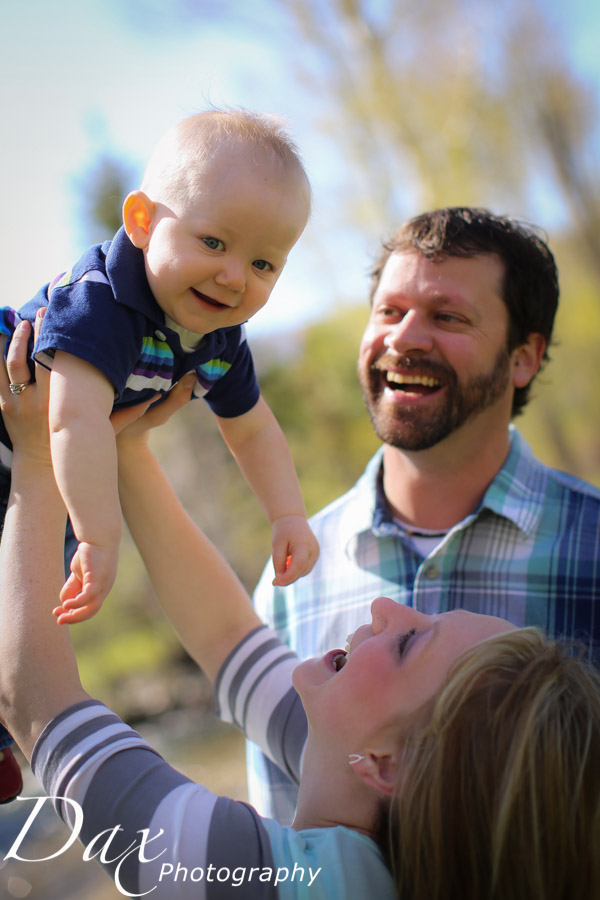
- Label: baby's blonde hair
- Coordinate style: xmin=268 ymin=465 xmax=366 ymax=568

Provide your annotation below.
xmin=140 ymin=108 xmax=311 ymax=211
xmin=378 ymin=628 xmax=600 ymax=900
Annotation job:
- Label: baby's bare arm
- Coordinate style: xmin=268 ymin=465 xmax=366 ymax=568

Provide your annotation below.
xmin=49 ymin=352 xmax=122 ymax=621
xmin=216 ymin=396 xmax=319 ymax=584
xmin=216 ymin=396 xmax=306 ymax=521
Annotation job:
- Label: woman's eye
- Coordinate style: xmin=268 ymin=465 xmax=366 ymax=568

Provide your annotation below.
xmin=202 ymin=237 xmax=224 ymax=251
xmin=397 ymin=627 xmax=416 ymax=657
xmin=252 ymin=259 xmax=273 ymax=272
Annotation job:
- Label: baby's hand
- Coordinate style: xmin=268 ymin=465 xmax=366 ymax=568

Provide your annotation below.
xmin=53 ymin=541 xmax=118 ymax=625
xmin=271 ymin=515 xmax=319 ymax=587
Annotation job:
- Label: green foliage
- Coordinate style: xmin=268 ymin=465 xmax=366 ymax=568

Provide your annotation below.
xmin=517 ymin=236 xmax=600 ymax=486
xmin=74 ymin=619 xmax=177 ymax=698
xmin=75 ymin=154 xmax=136 ymax=244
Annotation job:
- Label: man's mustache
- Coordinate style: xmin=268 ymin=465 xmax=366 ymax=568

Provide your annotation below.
xmin=372 ymin=353 xmax=451 ymax=380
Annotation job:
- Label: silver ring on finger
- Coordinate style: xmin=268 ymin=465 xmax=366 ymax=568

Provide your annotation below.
xmin=9 ymin=381 xmax=32 ymax=395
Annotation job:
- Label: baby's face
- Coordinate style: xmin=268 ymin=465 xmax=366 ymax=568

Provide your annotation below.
xmin=142 ymin=147 xmax=310 ymax=335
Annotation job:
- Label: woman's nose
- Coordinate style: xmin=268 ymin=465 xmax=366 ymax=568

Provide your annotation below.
xmin=371 ymin=596 xmax=427 ymax=633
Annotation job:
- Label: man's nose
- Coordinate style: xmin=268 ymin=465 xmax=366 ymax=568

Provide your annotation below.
xmin=383 ymin=310 xmax=433 ymax=355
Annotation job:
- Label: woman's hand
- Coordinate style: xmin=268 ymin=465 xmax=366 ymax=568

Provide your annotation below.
xmin=111 ymin=373 xmax=196 ymax=443
xmin=0 ymin=309 xmax=52 ymax=465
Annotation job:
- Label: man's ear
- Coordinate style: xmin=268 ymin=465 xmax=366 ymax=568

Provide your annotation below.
xmin=122 ymin=191 xmax=156 ymax=250
xmin=349 ymin=752 xmax=397 ymax=798
xmin=512 ymin=332 xmax=546 ymax=388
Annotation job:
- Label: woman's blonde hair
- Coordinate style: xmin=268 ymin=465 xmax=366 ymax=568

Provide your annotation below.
xmin=378 ymin=628 xmax=600 ymax=900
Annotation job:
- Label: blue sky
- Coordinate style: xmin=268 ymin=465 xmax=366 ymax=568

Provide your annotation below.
xmin=1 ymin=0 xmax=598 ymax=338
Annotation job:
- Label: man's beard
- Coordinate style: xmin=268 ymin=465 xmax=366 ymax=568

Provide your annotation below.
xmin=359 ymin=347 xmax=511 ymax=451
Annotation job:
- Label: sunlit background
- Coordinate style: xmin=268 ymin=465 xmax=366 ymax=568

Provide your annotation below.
xmin=1 ymin=1 xmax=599 ymax=897
xmin=3 ymin=0 xmax=599 ymax=337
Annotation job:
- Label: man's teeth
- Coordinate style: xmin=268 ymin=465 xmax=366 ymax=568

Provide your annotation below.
xmin=386 ymin=372 xmax=440 ymax=388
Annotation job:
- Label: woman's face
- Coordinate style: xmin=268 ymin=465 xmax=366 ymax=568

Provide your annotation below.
xmin=292 ymin=597 xmax=515 ymax=751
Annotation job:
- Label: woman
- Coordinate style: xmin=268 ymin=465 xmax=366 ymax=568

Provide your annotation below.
xmin=0 ymin=314 xmax=599 ymax=900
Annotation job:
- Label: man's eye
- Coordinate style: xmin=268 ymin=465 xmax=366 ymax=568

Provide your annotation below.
xmin=436 ymin=312 xmax=463 ymax=324
xmin=397 ymin=627 xmax=416 ymax=657
xmin=202 ymin=237 xmax=224 ymax=251
xmin=375 ymin=307 xmax=401 ymax=321
xmin=252 ymin=259 xmax=273 ymax=272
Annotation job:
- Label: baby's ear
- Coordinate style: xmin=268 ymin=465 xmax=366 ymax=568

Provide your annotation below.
xmin=122 ymin=191 xmax=155 ymax=249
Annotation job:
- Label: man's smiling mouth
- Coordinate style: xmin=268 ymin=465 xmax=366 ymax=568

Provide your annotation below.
xmin=383 ymin=371 xmax=442 ymax=395
xmin=372 ymin=353 xmax=445 ymax=395
xmin=386 ymin=372 xmax=441 ymax=389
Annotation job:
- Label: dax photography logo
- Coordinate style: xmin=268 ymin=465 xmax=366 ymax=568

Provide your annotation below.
xmin=4 ymin=796 xmax=167 ymax=897
xmin=3 ymin=796 xmax=322 ymax=896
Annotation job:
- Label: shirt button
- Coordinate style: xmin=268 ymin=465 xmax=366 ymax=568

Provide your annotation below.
xmin=425 ymin=564 xmax=440 ymax=579
xmin=155 ymin=329 xmax=167 ymax=341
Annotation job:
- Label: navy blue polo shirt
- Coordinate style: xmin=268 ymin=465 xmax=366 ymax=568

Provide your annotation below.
xmin=0 ymin=228 xmax=260 ymax=450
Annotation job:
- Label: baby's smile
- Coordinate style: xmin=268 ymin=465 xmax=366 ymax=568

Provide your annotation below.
xmin=190 ymin=288 xmax=230 ymax=310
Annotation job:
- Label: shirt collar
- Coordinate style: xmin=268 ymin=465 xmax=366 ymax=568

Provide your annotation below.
xmin=346 ymin=427 xmax=544 ymax=558
xmin=103 ymin=227 xmax=244 ymax=360
xmin=104 ymin=226 xmax=165 ymax=323
xmin=477 ymin=426 xmax=546 ymax=536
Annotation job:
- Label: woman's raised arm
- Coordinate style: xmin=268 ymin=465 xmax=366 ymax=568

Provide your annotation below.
xmin=114 ymin=381 xmax=262 ymax=684
xmin=0 ymin=315 xmax=88 ymax=759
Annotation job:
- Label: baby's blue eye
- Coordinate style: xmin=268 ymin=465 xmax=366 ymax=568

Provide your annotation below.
xmin=202 ymin=237 xmax=224 ymax=251
xmin=253 ymin=259 xmax=273 ymax=272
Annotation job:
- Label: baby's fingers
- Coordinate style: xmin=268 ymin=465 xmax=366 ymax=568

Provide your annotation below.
xmin=57 ymin=571 xmax=83 ymax=606
xmin=54 ymin=603 xmax=98 ymax=626
xmin=54 ymin=592 xmax=102 ymax=624
xmin=273 ymin=545 xmax=315 ymax=586
xmin=54 ymin=575 xmax=103 ymax=624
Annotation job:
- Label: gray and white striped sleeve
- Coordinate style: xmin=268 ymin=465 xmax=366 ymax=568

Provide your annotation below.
xmin=214 ymin=625 xmax=307 ymax=785
xmin=32 ymin=699 xmax=284 ymax=899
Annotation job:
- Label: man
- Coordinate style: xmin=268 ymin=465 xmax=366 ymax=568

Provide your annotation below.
xmin=249 ymin=206 xmax=600 ymax=823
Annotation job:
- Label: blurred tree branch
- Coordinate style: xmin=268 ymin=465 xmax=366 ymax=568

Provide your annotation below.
xmin=275 ymin=0 xmax=600 ymax=257
xmin=115 ymin=0 xmax=600 ymax=284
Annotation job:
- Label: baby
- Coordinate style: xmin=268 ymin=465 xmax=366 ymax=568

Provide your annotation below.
xmin=0 ymin=109 xmax=319 ymax=626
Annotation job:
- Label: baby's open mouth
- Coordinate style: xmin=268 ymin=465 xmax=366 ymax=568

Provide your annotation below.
xmin=190 ymin=288 xmax=228 ymax=309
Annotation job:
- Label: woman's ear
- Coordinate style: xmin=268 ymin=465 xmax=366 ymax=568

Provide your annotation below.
xmin=349 ymin=751 xmax=397 ymax=798
xmin=512 ymin=332 xmax=546 ymax=388
xmin=122 ymin=191 xmax=156 ymax=250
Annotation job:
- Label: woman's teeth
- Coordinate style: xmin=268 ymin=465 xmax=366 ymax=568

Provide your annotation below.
xmin=332 ymin=652 xmax=347 ymax=671
xmin=332 ymin=634 xmax=355 ymax=671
